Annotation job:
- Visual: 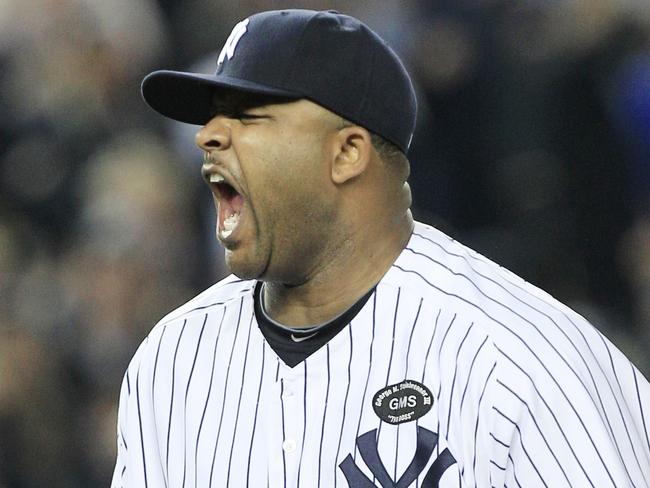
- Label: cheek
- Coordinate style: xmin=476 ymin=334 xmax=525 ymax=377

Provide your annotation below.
xmin=242 ymin=131 xmax=331 ymax=225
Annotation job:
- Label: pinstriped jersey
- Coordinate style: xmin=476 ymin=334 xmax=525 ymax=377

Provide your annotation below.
xmin=112 ymin=220 xmax=650 ymax=487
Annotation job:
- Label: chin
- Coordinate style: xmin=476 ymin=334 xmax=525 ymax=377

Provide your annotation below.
xmin=224 ymin=250 xmax=267 ymax=281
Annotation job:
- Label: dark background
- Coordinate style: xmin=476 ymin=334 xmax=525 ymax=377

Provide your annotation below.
xmin=1 ymin=0 xmax=649 ymax=485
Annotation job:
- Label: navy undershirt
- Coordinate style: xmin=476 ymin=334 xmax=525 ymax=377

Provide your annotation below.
xmin=253 ymin=281 xmax=375 ymax=367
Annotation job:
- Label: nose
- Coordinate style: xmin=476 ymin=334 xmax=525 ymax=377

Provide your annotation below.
xmin=195 ymin=115 xmax=232 ymax=152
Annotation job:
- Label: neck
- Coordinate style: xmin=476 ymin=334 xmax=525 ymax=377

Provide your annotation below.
xmin=263 ymin=209 xmax=414 ymax=327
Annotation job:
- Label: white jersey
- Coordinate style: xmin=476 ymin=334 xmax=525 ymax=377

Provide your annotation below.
xmin=112 ymin=221 xmax=650 ymax=487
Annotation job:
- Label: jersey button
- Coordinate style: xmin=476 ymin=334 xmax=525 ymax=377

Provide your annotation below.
xmin=282 ymin=439 xmax=297 ymax=453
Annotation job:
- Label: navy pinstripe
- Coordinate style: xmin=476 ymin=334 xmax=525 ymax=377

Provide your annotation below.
xmin=280 ymin=378 xmax=287 ymax=488
xmin=493 ymin=406 xmax=548 ymax=488
xmin=246 ymin=339 xmax=266 ymax=485
xmin=151 ymin=325 xmax=167 ymax=408
xmin=353 ymin=291 xmax=377 ymax=462
xmin=376 ymin=287 xmax=401 ymax=445
xmin=599 ymin=334 xmax=649 ymax=486
xmin=495 ymin=379 xmax=572 ymax=486
xmin=495 ymin=347 xmax=595 ymax=487
xmin=333 ymin=324 xmax=353 ymax=488
xmin=209 ymin=298 xmax=245 ymax=485
xmin=181 ymin=314 xmax=208 ymax=488
xmin=226 ymin=313 xmax=255 ymax=485
xmin=472 ymin=362 xmax=496 ymax=487
xmin=194 ymin=309 xmax=226 ymax=488
xmin=633 ymin=366 xmax=650 ymax=454
xmin=135 ymin=368 xmax=148 ymax=488
xmin=459 ymin=336 xmax=488 ymax=414
xmin=317 ymin=343 xmax=331 ymax=487
xmin=446 ymin=323 xmax=474 ymax=437
xmin=296 ymin=361 xmax=308 ymax=486
xmin=166 ymin=320 xmax=188 ymax=478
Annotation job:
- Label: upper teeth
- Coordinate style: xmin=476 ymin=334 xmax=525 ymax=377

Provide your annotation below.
xmin=210 ymin=174 xmax=225 ymax=183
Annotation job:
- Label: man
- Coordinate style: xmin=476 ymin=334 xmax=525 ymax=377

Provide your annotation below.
xmin=113 ymin=9 xmax=650 ymax=488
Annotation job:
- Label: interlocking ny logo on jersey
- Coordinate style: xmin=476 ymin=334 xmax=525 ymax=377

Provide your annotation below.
xmin=339 ymin=427 xmax=457 ymax=487
xmin=217 ymin=18 xmax=249 ymax=67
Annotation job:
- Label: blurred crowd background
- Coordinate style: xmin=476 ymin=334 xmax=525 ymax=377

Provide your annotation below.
xmin=1 ymin=0 xmax=649 ymax=486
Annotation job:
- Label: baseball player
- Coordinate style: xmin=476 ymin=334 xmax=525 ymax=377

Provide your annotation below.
xmin=113 ymin=9 xmax=650 ymax=488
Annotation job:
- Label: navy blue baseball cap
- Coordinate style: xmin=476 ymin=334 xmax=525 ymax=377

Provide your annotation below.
xmin=141 ymin=9 xmax=417 ymax=153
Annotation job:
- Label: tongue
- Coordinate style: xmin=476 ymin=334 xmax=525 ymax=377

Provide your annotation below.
xmin=230 ymin=193 xmax=244 ymax=212
xmin=221 ymin=193 xmax=244 ymax=218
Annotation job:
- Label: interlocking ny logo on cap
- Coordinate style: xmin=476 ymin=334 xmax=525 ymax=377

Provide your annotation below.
xmin=217 ymin=18 xmax=249 ymax=67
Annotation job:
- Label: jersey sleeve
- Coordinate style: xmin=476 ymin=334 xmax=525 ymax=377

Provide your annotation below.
xmin=474 ymin=336 xmax=650 ymax=488
xmin=111 ymin=335 xmax=167 ymax=488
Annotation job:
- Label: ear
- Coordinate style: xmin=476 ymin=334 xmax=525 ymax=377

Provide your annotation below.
xmin=330 ymin=125 xmax=373 ymax=184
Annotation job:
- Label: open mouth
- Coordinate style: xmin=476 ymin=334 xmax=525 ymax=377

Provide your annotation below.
xmin=210 ymin=174 xmax=245 ymax=240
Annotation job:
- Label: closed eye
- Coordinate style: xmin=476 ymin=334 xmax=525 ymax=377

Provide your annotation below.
xmin=239 ymin=113 xmax=267 ymax=120
xmin=238 ymin=112 xmax=272 ymax=125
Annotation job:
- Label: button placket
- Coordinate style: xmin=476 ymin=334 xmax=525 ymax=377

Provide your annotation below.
xmin=281 ymin=375 xmax=300 ymax=454
xmin=278 ymin=365 xmax=306 ymax=486
xmin=265 ymin=371 xmax=287 ymax=486
xmin=282 ymin=438 xmax=297 ymax=453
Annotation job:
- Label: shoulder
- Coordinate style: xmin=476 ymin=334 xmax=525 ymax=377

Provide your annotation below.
xmin=387 ymin=221 xmax=590 ymax=348
xmin=125 ymin=275 xmax=255 ymax=375
xmin=386 ymin=221 xmax=636 ymax=404
xmin=155 ymin=274 xmax=254 ymax=329
xmin=389 ymin=223 xmax=650 ymax=484
xmin=388 ymin=220 xmax=557 ymax=306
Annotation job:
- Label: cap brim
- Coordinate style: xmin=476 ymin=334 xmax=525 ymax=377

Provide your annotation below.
xmin=141 ymin=70 xmax=301 ymax=125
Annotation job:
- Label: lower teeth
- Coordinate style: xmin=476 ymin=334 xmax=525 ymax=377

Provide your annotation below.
xmin=221 ymin=213 xmax=239 ymax=237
